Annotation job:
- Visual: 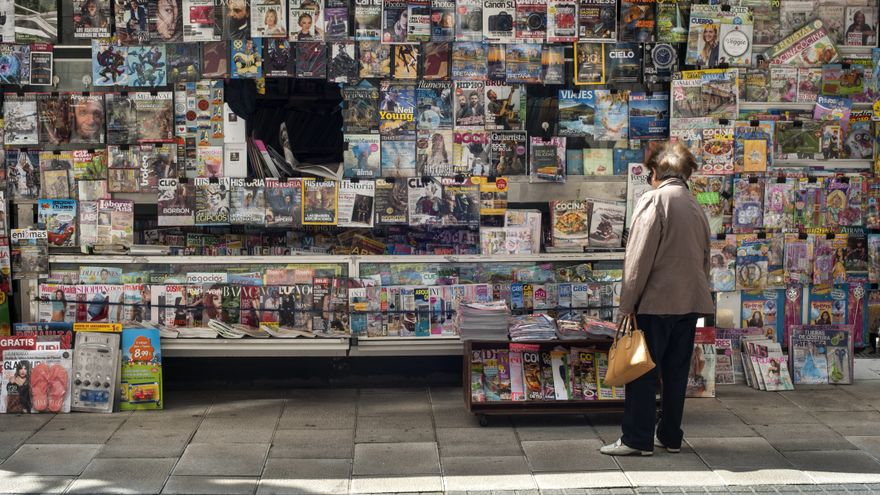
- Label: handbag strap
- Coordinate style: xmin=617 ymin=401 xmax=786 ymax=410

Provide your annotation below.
xmin=613 ymin=314 xmax=631 ymax=344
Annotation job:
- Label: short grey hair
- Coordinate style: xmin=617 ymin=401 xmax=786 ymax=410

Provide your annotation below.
xmin=645 ymin=141 xmax=698 ymax=181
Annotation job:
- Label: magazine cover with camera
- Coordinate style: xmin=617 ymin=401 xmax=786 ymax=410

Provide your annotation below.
xmin=379 ymin=80 xmax=416 ymax=136
xmin=515 ymin=0 xmax=547 ymax=42
xmin=485 ymin=82 xmax=525 ymax=130
xmin=392 ymin=44 xmax=419 ymax=79
xmin=338 ymin=179 xmax=376 ymax=228
xmin=450 ymin=41 xmax=487 ymax=79
xmin=355 ymin=0 xmax=382 ymax=39
xmin=453 ymin=130 xmax=489 ymax=175
xmin=455 ymin=0 xmax=483 ymax=40
xmin=264 ymin=39 xmax=295 ymax=77
xmin=157 ymin=178 xmax=194 ymax=226
xmin=417 ymin=129 xmax=454 ymax=175
xmin=343 ymin=80 xmax=380 ymax=133
xmin=37 ymin=199 xmax=77 ymax=248
xmin=578 ymin=0 xmax=616 ymax=41
xmin=194 ymin=177 xmax=230 ymax=225
xmin=296 ymin=42 xmax=327 ymax=78
xmin=343 ymin=134 xmax=381 ymax=178
xmin=431 ymin=0 xmax=455 ymax=40
xmin=505 ymin=44 xmax=541 ymax=83
xmin=328 ymin=41 xmax=359 ymax=82
xmin=375 ymin=178 xmax=409 ymax=224
xmin=440 ymin=177 xmax=480 ymax=226
xmin=483 ymin=0 xmax=516 ymax=43
xmin=453 ymin=80 xmax=485 ymax=128
xmin=546 ymin=0 xmax=576 ymax=41
xmin=420 ymin=42 xmax=451 ymax=80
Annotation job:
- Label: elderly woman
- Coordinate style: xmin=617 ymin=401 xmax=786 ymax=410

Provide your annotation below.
xmin=601 ymin=142 xmax=714 ymax=456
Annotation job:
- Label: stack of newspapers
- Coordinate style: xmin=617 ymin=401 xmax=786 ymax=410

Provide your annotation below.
xmin=457 ymin=301 xmax=510 ymax=341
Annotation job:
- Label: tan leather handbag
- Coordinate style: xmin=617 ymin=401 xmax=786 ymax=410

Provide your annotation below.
xmin=604 ymin=314 xmax=656 ymax=387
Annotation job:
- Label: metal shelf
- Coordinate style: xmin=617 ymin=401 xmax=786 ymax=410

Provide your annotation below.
xmin=739 ymin=101 xmax=873 ymax=111
xmin=772 ymin=158 xmax=872 ymax=169
xmin=754 ymin=44 xmax=875 ymax=56
xmin=350 ymin=336 xmax=463 ymax=356
xmin=161 ymin=338 xmax=349 ymax=357
xmin=353 ymin=252 xmax=624 ymax=264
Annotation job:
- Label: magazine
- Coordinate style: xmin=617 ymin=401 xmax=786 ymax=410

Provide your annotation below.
xmin=452 ymin=131 xmax=489 ymax=175
xmin=11 ymin=229 xmax=48 ymax=279
xmin=619 ymin=0 xmax=654 ymax=43
xmin=407 ymin=177 xmax=443 ymax=226
xmin=578 ymin=0 xmax=615 ymax=41
xmin=762 ymin=19 xmax=840 ymax=67
xmin=417 ymin=129 xmax=454 ymax=176
xmin=302 ymin=179 xmax=339 ymax=225
xmin=551 ymin=200 xmax=591 ymax=251
xmin=529 ymin=136 xmax=565 ymax=183
xmin=416 ymin=80 xmax=453 ymax=131
xmin=379 ymin=80 xmax=416 ymax=136
xmin=37 ymin=199 xmax=77 ymax=248
xmin=338 ymin=179 xmax=375 ymax=228
xmin=485 ymin=82 xmax=525 ymax=131
xmin=628 ymin=92 xmax=669 ymax=140
xmin=686 ymin=327 xmax=716 ymax=397
xmin=96 ymin=199 xmax=134 ymax=248
xmin=422 ymin=41 xmax=451 ymax=79
xmin=439 ymin=177 xmax=480 ymax=226
xmin=0 ymin=349 xmax=72 ymax=414
xmin=375 ymin=178 xmax=409 ymax=225
xmin=558 ymin=89 xmax=596 ymax=137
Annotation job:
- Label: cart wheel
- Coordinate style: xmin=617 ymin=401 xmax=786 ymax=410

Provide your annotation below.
xmin=478 ymin=415 xmax=489 ymax=427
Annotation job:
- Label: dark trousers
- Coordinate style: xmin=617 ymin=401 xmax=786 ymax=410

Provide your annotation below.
xmin=621 ymin=313 xmax=699 ymax=451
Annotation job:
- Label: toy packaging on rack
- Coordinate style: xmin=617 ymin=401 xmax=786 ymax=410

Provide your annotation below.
xmin=119 ymin=327 xmax=163 ymax=410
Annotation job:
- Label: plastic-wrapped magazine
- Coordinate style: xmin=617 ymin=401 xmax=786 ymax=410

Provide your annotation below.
xmin=4 ymin=95 xmax=38 ymax=146
xmin=342 ymin=81 xmax=380 ymax=133
xmin=604 ymin=43 xmax=640 ymax=84
xmin=36 ymin=93 xmax=70 ymax=145
xmin=96 ymin=199 xmax=133 ymax=248
xmin=38 ymin=284 xmax=77 ymax=323
xmin=588 ymin=200 xmax=624 ymax=248
xmin=379 ymin=80 xmax=416 ymax=136
xmin=73 ymin=149 xmax=108 ymax=181
xmin=763 ymin=179 xmax=794 ymax=230
xmin=358 ymin=41 xmax=391 ymax=78
xmin=577 ymin=0 xmax=615 ymax=41
xmin=455 ymin=0 xmax=483 ymax=40
xmin=417 ymin=130 xmax=454 ymax=176
xmin=789 ymin=325 xmax=831 ymax=385
xmin=699 ymin=126 xmax=734 ymax=175
xmin=762 ymin=20 xmax=839 ymax=67
xmin=0 ymin=44 xmax=29 ymax=85
xmin=264 ymin=178 xmax=301 ymax=228
xmin=453 ymin=80 xmax=486 ymax=128
xmin=194 ymin=177 xmax=230 ymax=225
xmin=381 ymin=137 xmax=417 ymax=177
xmin=733 ymin=122 xmax=773 ymax=173
xmin=796 ymin=67 xmax=822 ymax=103
xmin=407 ymin=177 xmax=443 ymax=226
xmin=452 ymin=130 xmax=489 ymax=175
xmin=263 ymin=39 xmax=295 ymax=77
xmin=374 ymin=178 xmax=408 ymax=225
xmin=619 ymin=0 xmax=654 ymax=43
xmin=709 ymin=237 xmax=736 ymax=291
xmin=551 ymin=200 xmax=591 ymax=252
xmin=295 ymin=42 xmax=327 ymax=78
xmin=37 ymin=199 xmax=77 ymax=248
xmin=439 ymin=177 xmax=479 ymax=226
xmin=76 ymin=284 xmax=124 ymax=322
xmin=229 ymin=178 xmax=266 ymax=226
xmin=735 ymin=236 xmax=768 ymax=290
xmin=844 ymin=110 xmax=873 ymax=159
xmin=529 ymin=136 xmax=565 ymax=183
xmin=157 ymin=178 xmax=194 ymax=227
xmin=0 ymin=349 xmax=72 ymax=414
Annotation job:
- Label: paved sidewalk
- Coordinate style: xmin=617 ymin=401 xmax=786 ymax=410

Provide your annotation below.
xmin=3 ymin=361 xmax=880 ymax=495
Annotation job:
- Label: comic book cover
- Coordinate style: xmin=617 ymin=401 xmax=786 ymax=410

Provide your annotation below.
xmin=4 ymin=95 xmax=38 ymax=146
xmin=379 ymin=80 xmax=416 ymax=136
xmin=263 ymin=39 xmax=294 ymax=76
xmin=96 ymin=199 xmax=133 ymax=248
xmin=37 ymin=200 xmax=76 ymax=249
xmin=374 ymin=178 xmax=409 ymax=224
xmin=422 ymin=41 xmax=450 ymax=79
xmin=588 ymin=200 xmax=624 ymax=248
xmin=230 ymin=38 xmax=263 ymax=78
xmin=593 ymin=89 xmax=628 ymax=141
xmin=484 ymin=82 xmax=524 ymax=130
xmin=183 ymin=0 xmax=223 ymax=41
xmin=551 ymin=200 xmax=591 ymax=251
xmin=381 ymin=137 xmax=417 ymax=176
xmin=74 ymin=0 xmax=112 ymax=37
xmin=453 ymin=80 xmax=486 ymax=128
xmin=505 ymin=44 xmax=542 ymax=83
xmin=91 ymin=39 xmax=127 ymax=86
xmin=327 ymin=41 xmax=359 ymax=83
xmin=338 ymin=179 xmax=375 ymax=228
xmin=407 ymin=176 xmax=443 ymax=226
xmin=296 ymin=42 xmax=327 ymax=78
xmin=488 ymin=131 xmax=527 ymax=176
xmin=201 ymin=40 xmax=229 ymax=77
xmin=797 ymin=67 xmax=822 ymax=102
xmin=417 ymin=129 xmax=454 ymax=175
xmin=157 ymin=178 xmax=194 ymax=227
xmin=769 ymin=65 xmax=797 ymax=102
xmin=604 ymin=42 xmax=640 ymax=84
xmin=628 ymin=92 xmax=668 ymax=140
xmin=763 ymin=179 xmax=794 ymax=231
xmin=358 ymin=40 xmax=391 ymax=77
xmin=455 ymin=0 xmax=483 ymax=40
xmin=450 ymin=41 xmax=487 ymax=80
xmin=6 ymin=150 xmax=39 ymax=200
xmin=482 ymin=0 xmax=515 ymax=43
xmin=125 ymin=45 xmax=167 ymax=87
xmin=578 ymin=0 xmax=615 ymax=41
xmin=452 ymin=130 xmax=489 ymax=175
xmin=167 ymin=43 xmax=201 ymax=83
xmin=732 ymin=178 xmax=764 ymax=233
xmin=391 ymin=44 xmax=419 ymax=79
xmin=302 ymin=179 xmax=338 ymax=225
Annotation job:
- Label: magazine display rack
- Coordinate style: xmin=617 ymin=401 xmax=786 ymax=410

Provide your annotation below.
xmin=464 ymin=339 xmax=630 ymax=426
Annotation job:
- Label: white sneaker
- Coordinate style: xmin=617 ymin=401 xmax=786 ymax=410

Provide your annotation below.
xmin=600 ymin=438 xmax=653 ymax=456
xmin=654 ymin=435 xmax=681 ymax=453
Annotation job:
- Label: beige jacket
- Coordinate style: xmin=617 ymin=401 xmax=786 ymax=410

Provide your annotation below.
xmin=619 ymin=178 xmax=714 ymax=316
